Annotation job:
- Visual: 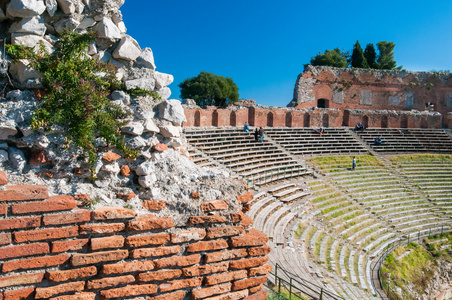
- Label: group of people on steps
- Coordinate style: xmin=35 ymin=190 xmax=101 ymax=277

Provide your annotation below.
xmin=244 ymin=123 xmax=265 ymax=142
xmin=243 ymin=123 xmax=358 ymax=170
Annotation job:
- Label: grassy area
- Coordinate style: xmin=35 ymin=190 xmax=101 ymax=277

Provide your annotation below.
xmin=309 ymin=155 xmax=384 ymax=172
xmin=267 ymin=289 xmax=308 ymax=300
xmin=381 ymin=233 xmax=452 ymax=299
xmin=390 ymin=154 xmax=452 ymax=165
xmin=294 ymin=223 xmax=306 ymax=239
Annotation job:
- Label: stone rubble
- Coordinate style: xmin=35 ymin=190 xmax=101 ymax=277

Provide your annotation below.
xmin=0 ymin=0 xmax=247 ymax=220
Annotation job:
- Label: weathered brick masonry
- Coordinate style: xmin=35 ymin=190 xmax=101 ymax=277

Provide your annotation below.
xmin=0 ymin=174 xmax=269 ymax=300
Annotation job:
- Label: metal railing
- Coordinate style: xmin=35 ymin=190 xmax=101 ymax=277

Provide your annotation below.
xmin=371 ymin=227 xmax=452 ymax=299
xmin=268 ymin=264 xmax=345 ymax=300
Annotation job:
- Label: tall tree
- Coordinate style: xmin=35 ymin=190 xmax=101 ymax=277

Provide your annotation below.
xmin=364 ymin=43 xmax=377 ymax=69
xmin=309 ymin=48 xmax=349 ymax=68
xmin=376 ymin=41 xmax=397 ymax=70
xmin=179 ymin=72 xmax=239 ymax=108
xmin=350 ymin=40 xmax=369 ymax=68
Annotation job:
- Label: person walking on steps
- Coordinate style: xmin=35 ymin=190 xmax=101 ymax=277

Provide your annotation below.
xmin=352 ymin=156 xmax=356 ymax=170
xmin=244 ymin=122 xmax=249 ymax=133
xmin=259 ymin=127 xmax=265 ymax=143
xmin=254 ymin=128 xmax=259 ymax=142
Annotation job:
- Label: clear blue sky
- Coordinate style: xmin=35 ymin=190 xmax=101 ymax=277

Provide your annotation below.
xmin=120 ymin=0 xmax=452 ymax=107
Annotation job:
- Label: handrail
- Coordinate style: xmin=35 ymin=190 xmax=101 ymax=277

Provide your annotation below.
xmin=270 ymin=264 xmax=345 ymax=300
xmin=371 ymin=227 xmax=452 ymax=298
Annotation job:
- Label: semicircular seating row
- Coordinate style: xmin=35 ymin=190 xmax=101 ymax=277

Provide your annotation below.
xmin=246 ymin=156 xmax=452 ymax=300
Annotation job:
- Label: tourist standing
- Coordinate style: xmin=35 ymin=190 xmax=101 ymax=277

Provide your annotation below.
xmin=259 ymin=127 xmax=265 ymax=143
xmin=244 ymin=122 xmax=249 ymax=132
xmin=254 ymin=128 xmax=259 ymax=141
xmin=352 ymin=156 xmax=356 ymax=170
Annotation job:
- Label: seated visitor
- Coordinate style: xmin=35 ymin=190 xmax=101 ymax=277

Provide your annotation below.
xmin=244 ymin=122 xmax=249 ymax=132
xmin=354 ymin=123 xmax=364 ymax=131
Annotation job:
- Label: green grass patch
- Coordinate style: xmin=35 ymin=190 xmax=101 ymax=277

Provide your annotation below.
xmin=309 ymin=155 xmax=384 ymax=173
xmin=381 ymin=233 xmax=452 ymax=299
xmin=390 ymin=154 xmax=452 ymax=165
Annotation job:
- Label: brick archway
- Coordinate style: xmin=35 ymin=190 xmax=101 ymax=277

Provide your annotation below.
xmin=304 ymin=113 xmax=310 ymax=127
xmin=267 ymin=112 xmax=274 ymax=127
xmin=317 ymin=98 xmax=329 ymax=108
xmin=212 ymin=111 xmax=219 ymax=126
xmin=194 ymin=111 xmax=201 ymax=127
xmin=381 ymin=115 xmax=388 ymax=128
xmin=230 ymin=111 xmax=237 ymax=126
xmin=285 ymin=112 xmax=292 ymax=127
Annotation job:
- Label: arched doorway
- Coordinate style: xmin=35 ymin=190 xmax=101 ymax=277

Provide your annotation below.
xmin=267 ymin=112 xmax=274 ymax=127
xmin=317 ymin=99 xmax=329 ymax=108
xmin=322 ymin=114 xmax=329 ymax=127
xmin=285 ymin=112 xmax=292 ymax=127
xmin=303 ymin=113 xmax=310 ymax=127
xmin=230 ymin=111 xmax=237 ymax=126
xmin=381 ymin=115 xmax=388 ymax=128
xmin=401 ymin=115 xmax=408 ymax=128
xmin=362 ymin=115 xmax=369 ymax=128
xmin=212 ymin=111 xmax=219 ymax=126
xmin=194 ymin=111 xmax=201 ymax=127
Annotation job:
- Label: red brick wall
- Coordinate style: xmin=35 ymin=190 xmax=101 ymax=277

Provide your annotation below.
xmin=293 ymin=68 xmax=452 ymax=128
xmin=0 ymin=175 xmax=269 ymax=300
xmin=184 ymin=106 xmax=444 ymax=129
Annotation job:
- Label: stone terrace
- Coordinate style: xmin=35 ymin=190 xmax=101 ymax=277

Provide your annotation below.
xmin=265 ymin=127 xmax=368 ymax=157
xmin=184 ymin=128 xmax=311 ymax=186
xmin=355 ymin=128 xmax=452 ymax=153
xmin=183 ymin=127 xmax=452 ymax=299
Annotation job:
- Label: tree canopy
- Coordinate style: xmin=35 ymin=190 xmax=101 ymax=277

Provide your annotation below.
xmin=307 ymin=40 xmax=400 ymax=70
xmin=179 ymin=72 xmax=239 ymax=108
xmin=364 ymin=43 xmax=377 ymax=69
xmin=376 ymin=41 xmax=398 ymax=70
xmin=309 ymin=48 xmax=349 ymax=68
xmin=350 ymin=40 xmax=368 ymax=68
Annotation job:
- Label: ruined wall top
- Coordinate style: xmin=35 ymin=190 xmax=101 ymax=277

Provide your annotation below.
xmin=302 ymin=65 xmax=452 ymax=84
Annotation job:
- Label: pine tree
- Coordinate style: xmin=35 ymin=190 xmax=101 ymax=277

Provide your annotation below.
xmin=364 ymin=43 xmax=377 ymax=69
xmin=376 ymin=41 xmax=397 ymax=70
xmin=350 ymin=40 xmax=369 ymax=68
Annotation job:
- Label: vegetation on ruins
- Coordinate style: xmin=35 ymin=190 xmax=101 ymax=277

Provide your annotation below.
xmin=309 ymin=48 xmax=349 ymax=68
xmin=6 ymin=31 xmax=154 ymax=175
xmin=350 ymin=40 xmax=369 ymax=68
xmin=308 ymin=155 xmax=383 ymax=173
xmin=390 ymin=153 xmax=452 ymax=164
xmin=179 ymin=71 xmax=239 ymax=107
xmin=381 ymin=234 xmax=452 ymax=299
xmin=309 ymin=40 xmax=401 ymax=70
xmin=363 ymin=43 xmax=378 ymax=69
xmin=376 ymin=41 xmax=400 ymax=70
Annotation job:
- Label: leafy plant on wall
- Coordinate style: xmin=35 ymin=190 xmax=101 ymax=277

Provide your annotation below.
xmin=7 ymin=31 xmax=151 ymax=177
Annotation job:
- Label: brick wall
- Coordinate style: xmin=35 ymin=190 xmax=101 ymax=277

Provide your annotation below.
xmin=0 ymin=174 xmax=269 ymax=300
xmin=183 ymin=106 xmax=443 ymax=129
xmin=293 ymin=67 xmax=452 ymax=128
xmin=183 ymin=107 xmax=344 ymax=128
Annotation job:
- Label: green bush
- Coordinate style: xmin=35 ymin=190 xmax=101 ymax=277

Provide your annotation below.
xmin=7 ymin=31 xmax=154 ymax=175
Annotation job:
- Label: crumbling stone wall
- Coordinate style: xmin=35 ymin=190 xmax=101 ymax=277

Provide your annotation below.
xmin=0 ymin=173 xmax=269 ymax=299
xmin=290 ymin=65 xmax=452 ymax=128
xmin=0 ymin=1 xmax=273 ymax=299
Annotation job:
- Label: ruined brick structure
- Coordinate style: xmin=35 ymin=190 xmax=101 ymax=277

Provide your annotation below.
xmin=184 ymin=66 xmax=452 ymax=129
xmin=0 ymin=174 xmax=268 ymax=300
xmin=291 ymin=65 xmax=452 ymax=128
xmin=183 ymin=107 xmax=343 ymax=128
